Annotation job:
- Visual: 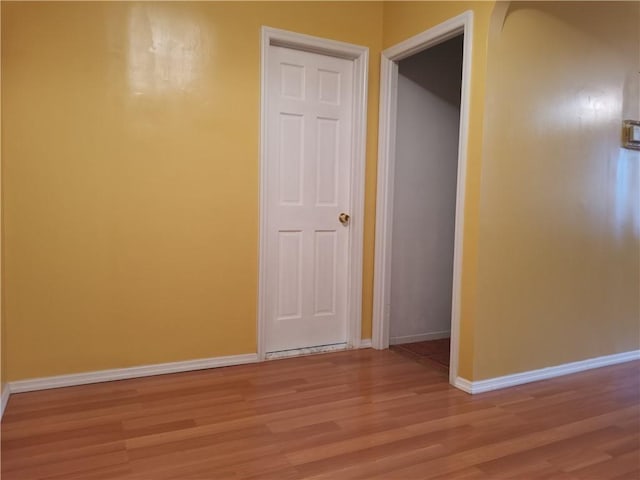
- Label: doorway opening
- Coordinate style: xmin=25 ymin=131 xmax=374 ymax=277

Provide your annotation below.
xmin=372 ymin=12 xmax=473 ymax=386
xmin=388 ymin=35 xmax=463 ymax=376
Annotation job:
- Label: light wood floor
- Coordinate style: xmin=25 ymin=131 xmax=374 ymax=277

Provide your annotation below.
xmin=2 ymin=349 xmax=639 ymax=479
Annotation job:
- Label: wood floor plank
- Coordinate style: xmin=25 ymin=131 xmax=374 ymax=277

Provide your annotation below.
xmin=1 ymin=441 xmax=126 ymax=473
xmin=2 ymin=350 xmax=638 ymax=479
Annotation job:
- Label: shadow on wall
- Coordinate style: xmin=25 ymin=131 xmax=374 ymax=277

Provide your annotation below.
xmin=399 ymin=35 xmax=463 ymax=108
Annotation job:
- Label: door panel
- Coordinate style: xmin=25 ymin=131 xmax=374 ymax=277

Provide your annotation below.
xmin=265 ymin=45 xmax=353 ymax=353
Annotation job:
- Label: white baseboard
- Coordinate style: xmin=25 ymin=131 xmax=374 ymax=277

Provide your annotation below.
xmin=9 ymin=353 xmax=259 ymax=394
xmin=454 ymin=349 xmax=640 ymax=394
xmin=4 ymin=339 xmax=376 ymax=401
xmin=7 ymin=345 xmax=635 ymax=413
xmin=390 ymin=331 xmax=450 ymax=345
xmin=1 ymin=384 xmax=10 ymax=419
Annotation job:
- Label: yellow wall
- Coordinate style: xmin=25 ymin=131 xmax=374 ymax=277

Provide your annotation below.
xmin=2 ymin=1 xmax=383 ymax=381
xmin=3 ymin=1 xmax=638 ymax=384
xmin=474 ymin=1 xmax=640 ymax=379
xmin=382 ymin=1 xmax=496 ymax=379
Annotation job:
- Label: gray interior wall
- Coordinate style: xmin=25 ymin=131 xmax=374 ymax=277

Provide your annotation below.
xmin=389 ymin=35 xmax=463 ymax=344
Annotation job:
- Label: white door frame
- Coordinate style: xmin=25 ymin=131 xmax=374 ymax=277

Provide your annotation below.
xmin=372 ymin=11 xmax=473 ymax=385
xmin=258 ymin=27 xmax=369 ymax=361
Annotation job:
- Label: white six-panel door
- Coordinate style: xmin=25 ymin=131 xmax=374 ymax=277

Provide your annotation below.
xmin=264 ymin=45 xmax=354 ymax=353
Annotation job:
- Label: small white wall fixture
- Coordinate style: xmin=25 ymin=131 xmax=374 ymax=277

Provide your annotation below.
xmin=259 ymin=27 xmax=369 ymax=361
xmin=372 ymin=12 xmax=474 ymax=386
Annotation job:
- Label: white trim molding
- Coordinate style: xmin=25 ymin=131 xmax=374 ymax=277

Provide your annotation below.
xmin=1 ymin=385 xmax=10 ymax=418
xmin=1 ymin=339 xmax=377 ymax=408
xmin=3 ymin=346 xmax=635 ymax=417
xmin=372 ymin=11 xmax=474 ymax=389
xmin=454 ymin=350 xmax=640 ymax=394
xmin=9 ymin=353 xmax=258 ymax=394
xmin=258 ymin=26 xmax=369 ymax=360
xmin=390 ymin=331 xmax=450 ymax=346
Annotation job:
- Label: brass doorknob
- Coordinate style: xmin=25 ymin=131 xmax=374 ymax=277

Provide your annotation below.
xmin=339 ymin=213 xmax=350 ymax=225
